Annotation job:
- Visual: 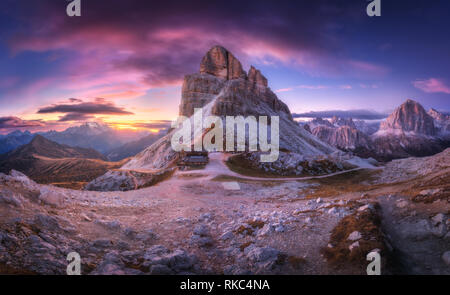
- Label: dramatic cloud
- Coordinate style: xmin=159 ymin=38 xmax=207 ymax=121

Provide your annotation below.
xmin=37 ymin=98 xmax=134 ymax=121
xmin=413 ymin=78 xmax=450 ymax=94
xmin=57 ymin=113 xmax=94 ymax=122
xmin=5 ymin=0 xmax=389 ymax=95
xmin=293 ymin=110 xmax=388 ymax=120
xmin=0 ymin=116 xmax=44 ymax=129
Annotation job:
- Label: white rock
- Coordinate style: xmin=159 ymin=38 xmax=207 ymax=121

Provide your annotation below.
xmin=274 ymin=224 xmax=285 ymax=233
xmin=316 ymin=198 xmax=322 ymax=203
xmin=396 ymin=200 xmax=409 ymax=208
xmin=431 ymin=213 xmax=446 ymax=226
xmin=348 ymin=231 xmax=362 ymax=241
xmin=219 ymin=231 xmax=234 ymax=241
xmin=327 ymin=207 xmax=337 ymax=214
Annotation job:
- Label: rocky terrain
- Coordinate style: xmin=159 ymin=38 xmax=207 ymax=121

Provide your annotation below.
xmin=0 ymin=149 xmax=448 ymax=275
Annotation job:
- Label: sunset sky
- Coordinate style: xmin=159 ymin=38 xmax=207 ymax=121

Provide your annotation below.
xmin=0 ymin=0 xmax=449 ymax=133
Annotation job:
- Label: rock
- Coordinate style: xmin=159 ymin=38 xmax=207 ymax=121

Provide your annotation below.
xmin=32 ymin=214 xmax=62 ymax=232
xmin=165 ymin=250 xmax=197 ymax=272
xmin=135 ymin=229 xmax=158 ymax=242
xmin=248 ymin=66 xmax=267 ymax=87
xmin=358 ymin=204 xmax=374 ymax=212
xmin=94 ymin=219 xmax=122 ymax=231
xmin=316 ymin=198 xmax=322 ymax=203
xmin=328 ymin=207 xmax=337 ymax=214
xmin=396 ymin=200 xmax=409 ymax=208
xmin=219 ymin=231 xmax=234 ymax=241
xmin=431 ymin=213 xmax=446 ymax=226
xmin=442 ymin=251 xmax=450 ymax=266
xmin=274 ymin=224 xmax=285 ymax=233
xmin=420 ymin=189 xmax=441 ymax=196
xmin=349 ymin=241 xmax=360 ymax=251
xmin=150 ymin=264 xmax=173 ymax=275
xmin=0 ymin=190 xmax=24 ymax=208
xmin=258 ymin=224 xmax=274 ymax=236
xmin=190 ymin=235 xmax=214 ymax=247
xmin=199 ymin=45 xmax=246 ymax=80
xmin=9 ymin=170 xmax=35 ymax=185
xmin=193 ymin=224 xmax=210 ymax=237
xmin=81 ymin=213 xmax=92 ymax=222
xmin=431 ymin=224 xmax=447 ymax=238
xmin=348 ymin=231 xmax=362 ymax=241
xmin=85 ymin=168 xmax=174 ymax=192
xmin=143 ymin=245 xmax=170 ymax=261
xmin=39 ymin=187 xmax=65 ymax=208
xmin=89 ymin=239 xmax=113 ymax=251
xmin=199 ymin=212 xmax=213 ymax=222
xmin=246 ymin=246 xmax=279 ymax=263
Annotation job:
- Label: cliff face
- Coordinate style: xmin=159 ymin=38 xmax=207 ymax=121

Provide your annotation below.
xmin=180 ymin=45 xmax=291 ymax=119
xmin=312 ymin=125 xmax=370 ymax=151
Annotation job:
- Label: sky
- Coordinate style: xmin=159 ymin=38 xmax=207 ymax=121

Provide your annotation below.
xmin=0 ymin=0 xmax=449 ymax=134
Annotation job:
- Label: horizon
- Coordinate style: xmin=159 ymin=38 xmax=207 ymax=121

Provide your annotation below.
xmin=1 ymin=0 xmax=449 ymax=134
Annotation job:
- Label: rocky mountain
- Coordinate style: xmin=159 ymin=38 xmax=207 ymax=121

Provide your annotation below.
xmin=376 ymin=99 xmax=435 ymax=136
xmin=106 ymin=131 xmax=166 ymax=161
xmin=0 ymin=130 xmax=34 ymax=154
xmin=370 ymin=99 xmax=447 ymax=161
xmin=123 ymin=46 xmax=336 ymax=172
xmin=312 ymin=125 xmax=370 ymax=152
xmin=353 ymin=120 xmax=380 ymax=135
xmin=428 ymin=108 xmax=450 ymax=137
xmin=42 ymin=122 xmax=148 ymax=154
xmin=330 ymin=116 xmax=356 ymax=129
xmin=306 ymin=99 xmax=449 ymax=161
xmin=306 ymin=116 xmax=371 ymax=154
xmin=0 ymin=135 xmax=124 ymax=188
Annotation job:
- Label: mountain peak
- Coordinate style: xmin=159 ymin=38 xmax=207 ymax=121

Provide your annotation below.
xmin=379 ymin=99 xmax=435 ymax=135
xmin=199 ymin=45 xmax=247 ymax=80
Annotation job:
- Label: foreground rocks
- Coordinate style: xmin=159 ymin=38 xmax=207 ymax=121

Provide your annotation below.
xmin=85 ymin=168 xmax=175 ymax=191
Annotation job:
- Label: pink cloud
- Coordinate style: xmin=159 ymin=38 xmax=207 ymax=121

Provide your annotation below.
xmin=413 ymin=78 xmax=450 ymax=94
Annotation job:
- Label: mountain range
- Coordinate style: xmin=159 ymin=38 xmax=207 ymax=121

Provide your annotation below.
xmin=0 ymin=135 xmax=126 ymax=188
xmin=307 ymin=99 xmax=450 ymax=161
xmin=0 ymin=122 xmax=165 ymax=160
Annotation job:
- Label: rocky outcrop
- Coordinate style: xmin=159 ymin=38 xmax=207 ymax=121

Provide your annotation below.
xmin=125 ymin=45 xmax=336 ymax=171
xmin=85 ymin=168 xmax=175 ymax=192
xmin=330 ymin=116 xmax=356 ymax=129
xmin=180 ymin=45 xmax=291 ymax=118
xmin=199 ymin=45 xmax=247 ymax=80
xmin=378 ymin=99 xmax=435 ymax=136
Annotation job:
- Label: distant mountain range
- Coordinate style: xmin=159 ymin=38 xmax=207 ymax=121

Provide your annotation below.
xmin=0 ymin=135 xmax=126 ymax=189
xmin=0 ymin=122 xmax=164 ymax=160
xmin=307 ymin=99 xmax=450 ymax=161
xmin=40 ymin=122 xmax=149 ymax=154
xmin=0 ymin=130 xmax=34 ymax=154
xmin=106 ymin=131 xmax=166 ymax=161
